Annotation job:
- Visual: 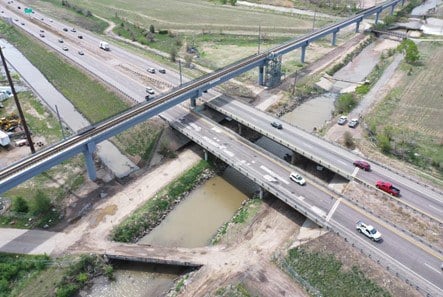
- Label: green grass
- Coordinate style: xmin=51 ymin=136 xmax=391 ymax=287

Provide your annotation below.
xmin=215 ymin=283 xmax=255 ymax=297
xmin=0 ymin=253 xmax=51 ymax=297
xmin=51 ymin=0 xmax=318 ymax=34
xmin=23 ymin=0 xmax=108 ymax=33
xmin=284 ymin=248 xmax=390 ymax=297
xmin=111 ymin=160 xmax=212 ymax=242
xmin=0 ymin=21 xmax=128 ymax=123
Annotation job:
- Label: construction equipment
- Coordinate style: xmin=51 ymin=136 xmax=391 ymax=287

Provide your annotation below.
xmin=0 ymin=113 xmax=20 ymax=132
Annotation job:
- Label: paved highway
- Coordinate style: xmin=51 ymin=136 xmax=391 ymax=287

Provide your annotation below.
xmin=207 ymin=96 xmax=443 ymax=222
xmin=1 ymin=2 xmax=442 ymax=294
xmin=163 ymin=106 xmax=443 ymax=294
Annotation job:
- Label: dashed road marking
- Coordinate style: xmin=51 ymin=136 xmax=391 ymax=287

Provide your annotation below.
xmin=326 ymin=198 xmax=341 ymax=222
xmin=424 ymin=263 xmax=442 ymax=274
xmin=351 ymin=167 xmax=359 ymax=177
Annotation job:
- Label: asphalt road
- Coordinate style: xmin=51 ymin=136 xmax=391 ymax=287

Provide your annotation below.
xmin=163 ymin=106 xmax=443 ymax=293
xmin=207 ymin=96 xmax=443 ymax=221
xmin=2 ymin=2 xmax=442 ymax=293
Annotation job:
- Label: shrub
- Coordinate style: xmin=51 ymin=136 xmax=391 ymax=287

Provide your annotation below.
xmin=149 ymin=24 xmax=155 ymax=33
xmin=397 ymin=39 xmax=420 ymax=64
xmin=335 ymin=93 xmax=357 ymax=114
xmin=12 ymin=196 xmax=29 ymax=213
xmin=343 ymin=132 xmax=355 ymax=149
xmin=30 ymin=190 xmax=52 ymax=215
xmin=377 ymin=132 xmax=391 ymax=153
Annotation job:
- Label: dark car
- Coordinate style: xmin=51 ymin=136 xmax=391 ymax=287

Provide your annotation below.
xmin=271 ymin=121 xmax=283 ymax=129
xmin=39 ymin=33 xmax=45 ymax=38
xmin=158 ymin=68 xmax=166 ymax=74
xmin=78 ymin=35 xmax=83 ymax=39
xmin=353 ymin=160 xmax=370 ymax=171
xmin=348 ymin=118 xmax=359 ymax=128
xmin=63 ymin=28 xmax=68 ymax=32
xmin=78 ymin=50 xmax=84 ymax=55
xmin=145 ymin=94 xmax=155 ymax=101
xmin=71 ymin=28 xmax=76 ymax=32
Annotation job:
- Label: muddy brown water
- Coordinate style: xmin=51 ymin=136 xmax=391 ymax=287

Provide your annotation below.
xmin=139 ymin=170 xmax=254 ymax=247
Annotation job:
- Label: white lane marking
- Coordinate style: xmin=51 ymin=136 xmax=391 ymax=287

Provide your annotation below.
xmin=298 ymin=196 xmax=305 ymax=201
xmin=326 ymin=198 xmax=342 ymax=222
xmin=259 ymin=165 xmax=289 ymax=185
xmin=211 ymin=127 xmax=222 ymax=133
xmin=427 ymin=204 xmax=443 ymax=213
xmin=424 ymin=263 xmax=442 ymax=274
xmin=263 ymin=174 xmax=278 ymax=183
xmin=311 ymin=206 xmax=326 ymax=217
xmin=189 ymin=123 xmax=201 ymax=131
xmin=351 ymin=167 xmax=359 ymax=177
xmin=224 ymin=150 xmax=234 ymax=157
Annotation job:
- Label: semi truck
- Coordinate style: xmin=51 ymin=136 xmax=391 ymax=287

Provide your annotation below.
xmin=99 ymin=41 xmax=110 ymax=51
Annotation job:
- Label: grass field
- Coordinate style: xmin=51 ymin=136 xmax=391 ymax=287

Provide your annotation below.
xmin=35 ymin=0 xmax=325 ymax=34
xmin=367 ymin=41 xmax=443 ymax=177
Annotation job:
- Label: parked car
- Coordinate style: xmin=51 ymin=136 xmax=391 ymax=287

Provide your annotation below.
xmin=289 ymin=172 xmax=306 ymax=186
xmin=145 ymin=94 xmax=155 ymax=101
xmin=39 ymin=33 xmax=45 ymax=38
xmin=158 ymin=68 xmax=166 ymax=74
xmin=271 ymin=121 xmax=282 ymax=129
xmin=353 ymin=160 xmax=370 ymax=171
xmin=147 ymin=67 xmax=156 ymax=74
xmin=356 ymin=220 xmax=382 ymax=241
xmin=78 ymin=35 xmax=83 ymax=39
xmin=348 ymin=118 xmax=359 ymax=128
xmin=71 ymin=28 xmax=76 ymax=32
xmin=376 ymin=181 xmax=400 ymax=196
xmin=337 ymin=115 xmax=347 ymax=125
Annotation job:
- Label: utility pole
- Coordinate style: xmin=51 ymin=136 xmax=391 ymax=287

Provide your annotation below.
xmin=0 ymin=46 xmax=35 ymax=153
xmin=312 ymin=9 xmax=317 ymax=31
xmin=258 ymin=25 xmax=261 ymax=54
xmin=179 ymin=60 xmax=183 ymax=86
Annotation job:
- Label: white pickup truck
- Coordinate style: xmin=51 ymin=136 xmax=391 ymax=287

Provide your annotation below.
xmin=356 ymin=220 xmax=382 ymax=242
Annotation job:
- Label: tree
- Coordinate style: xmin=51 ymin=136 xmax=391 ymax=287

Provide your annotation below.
xmin=335 ymin=93 xmax=356 ymax=114
xmin=184 ymin=53 xmax=193 ymax=68
xmin=149 ymin=24 xmax=155 ymax=33
xmin=12 ymin=196 xmax=29 ymax=213
xmin=398 ymin=39 xmax=420 ymax=64
xmin=30 ymin=191 xmax=52 ymax=215
xmin=343 ymin=132 xmax=355 ymax=149
xmin=170 ymin=46 xmax=177 ymax=62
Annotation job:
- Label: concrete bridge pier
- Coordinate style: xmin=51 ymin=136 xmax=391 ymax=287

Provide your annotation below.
xmin=300 ymin=41 xmax=309 ymax=63
xmin=355 ymin=18 xmax=362 ymax=33
xmin=238 ymin=123 xmax=242 ymax=135
xmin=258 ymin=65 xmax=264 ymax=86
xmin=204 ymin=149 xmax=208 ymax=161
xmin=375 ymin=11 xmax=381 ymax=24
xmin=332 ymin=29 xmax=339 ymax=46
xmin=83 ymin=142 xmax=97 ymax=180
xmin=258 ymin=186 xmax=264 ymax=199
xmin=390 ymin=4 xmax=396 ymax=15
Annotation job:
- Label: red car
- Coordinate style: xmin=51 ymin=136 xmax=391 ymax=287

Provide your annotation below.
xmin=376 ymin=181 xmax=400 ymax=196
xmin=353 ymin=160 xmax=371 ymax=171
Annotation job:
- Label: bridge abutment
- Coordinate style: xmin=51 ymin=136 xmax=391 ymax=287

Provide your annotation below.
xmin=83 ymin=142 xmax=97 ymax=181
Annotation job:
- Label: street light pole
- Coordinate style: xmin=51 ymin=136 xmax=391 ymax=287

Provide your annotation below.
xmin=0 ymin=46 xmax=35 ymax=153
xmin=258 ymin=25 xmax=261 ymax=54
xmin=179 ymin=60 xmax=183 ymax=86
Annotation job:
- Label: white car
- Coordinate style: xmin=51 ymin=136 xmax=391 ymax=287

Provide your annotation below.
xmin=289 ymin=172 xmax=305 ymax=186
xmin=145 ymin=87 xmax=155 ymax=95
xmin=337 ymin=115 xmax=347 ymax=125
xmin=356 ymin=220 xmax=382 ymax=241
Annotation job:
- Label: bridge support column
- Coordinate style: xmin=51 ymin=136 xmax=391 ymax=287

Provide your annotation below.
xmin=375 ymin=11 xmax=380 ymax=24
xmin=204 ymin=150 xmax=208 ymax=161
xmin=190 ymin=97 xmax=197 ymax=108
xmin=300 ymin=42 xmax=308 ymax=64
xmin=332 ymin=29 xmax=339 ymax=46
xmin=258 ymin=65 xmax=264 ymax=86
xmin=238 ymin=123 xmax=242 ymax=135
xmin=390 ymin=4 xmax=396 ymax=15
xmin=83 ymin=142 xmax=96 ymax=181
xmin=291 ymin=152 xmax=296 ymax=164
xmin=355 ymin=20 xmax=361 ymax=33
xmin=258 ymin=186 xmax=264 ymax=199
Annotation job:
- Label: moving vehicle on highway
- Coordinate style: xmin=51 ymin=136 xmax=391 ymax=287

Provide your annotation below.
xmin=271 ymin=121 xmax=282 ymax=129
xmin=159 ymin=68 xmax=166 ymax=74
xmin=356 ymin=220 xmax=382 ymax=241
xmin=289 ymin=172 xmax=305 ymax=185
xmin=353 ymin=160 xmax=370 ymax=171
xmin=78 ymin=50 xmax=84 ymax=55
xmin=62 ymin=46 xmax=68 ymax=51
xmin=376 ymin=181 xmax=400 ymax=197
xmin=147 ymin=67 xmax=156 ymax=74
xmin=99 ymin=41 xmax=110 ymax=51
xmin=145 ymin=87 xmax=155 ymax=95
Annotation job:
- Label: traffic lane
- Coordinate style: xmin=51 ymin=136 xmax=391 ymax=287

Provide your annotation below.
xmin=356 ymin=168 xmax=443 ymax=220
xmin=166 ymin=107 xmax=337 ymax=216
xmin=211 ymin=97 xmax=443 ymax=218
xmin=332 ymin=203 xmax=443 ymax=289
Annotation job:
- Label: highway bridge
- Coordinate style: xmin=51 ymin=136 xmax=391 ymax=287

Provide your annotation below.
xmin=0 ymin=0 xmax=407 ymax=193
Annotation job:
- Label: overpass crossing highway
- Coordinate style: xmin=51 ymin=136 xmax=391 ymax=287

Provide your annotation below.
xmin=206 ymin=96 xmax=443 ymax=222
xmin=161 ymin=106 xmax=442 ymax=296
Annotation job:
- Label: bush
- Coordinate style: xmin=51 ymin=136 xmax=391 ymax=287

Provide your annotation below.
xmin=149 ymin=24 xmax=155 ymax=33
xmin=377 ymin=132 xmax=391 ymax=153
xmin=343 ymin=132 xmax=355 ymax=149
xmin=398 ymin=39 xmax=420 ymax=64
xmin=335 ymin=93 xmax=357 ymax=114
xmin=30 ymin=190 xmax=52 ymax=215
xmin=12 ymin=196 xmax=29 ymax=213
